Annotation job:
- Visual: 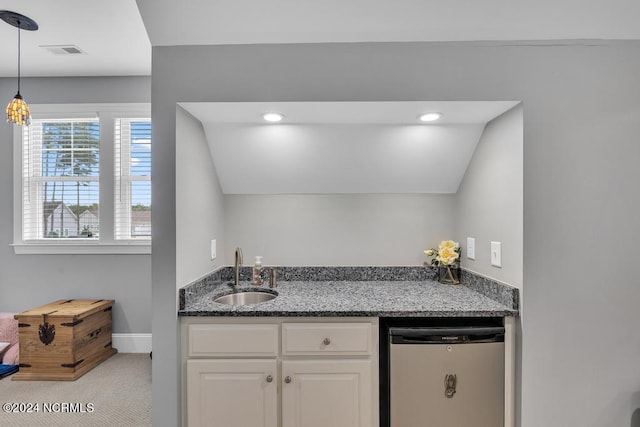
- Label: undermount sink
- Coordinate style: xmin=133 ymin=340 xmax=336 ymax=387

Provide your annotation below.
xmin=214 ymin=288 xmax=278 ymax=306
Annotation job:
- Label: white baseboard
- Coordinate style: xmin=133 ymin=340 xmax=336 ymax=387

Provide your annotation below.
xmin=112 ymin=333 xmax=152 ymax=353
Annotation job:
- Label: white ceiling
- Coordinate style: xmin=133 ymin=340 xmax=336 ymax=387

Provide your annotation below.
xmin=180 ymin=101 xmax=519 ymax=125
xmin=1 ymin=1 xmax=640 ymax=77
xmin=180 ymin=101 xmax=519 ymax=194
xmin=137 ymin=0 xmax=640 ymax=46
xmin=0 ymin=0 xmax=151 ymax=77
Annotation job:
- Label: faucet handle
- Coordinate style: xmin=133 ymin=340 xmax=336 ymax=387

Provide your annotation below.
xmin=233 ymin=247 xmax=244 ymax=287
xmin=269 ymin=268 xmax=277 ymax=288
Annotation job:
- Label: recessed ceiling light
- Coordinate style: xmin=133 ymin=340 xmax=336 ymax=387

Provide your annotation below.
xmin=418 ymin=112 xmax=443 ymax=122
xmin=262 ymin=112 xmax=284 ymax=122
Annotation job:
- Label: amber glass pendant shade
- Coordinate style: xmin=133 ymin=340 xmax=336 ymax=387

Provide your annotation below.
xmin=6 ymin=92 xmax=30 ymax=126
xmin=1 ymin=11 xmax=39 ymax=126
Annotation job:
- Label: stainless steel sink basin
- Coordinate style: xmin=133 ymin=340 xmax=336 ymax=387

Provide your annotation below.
xmin=214 ymin=289 xmax=278 ymax=306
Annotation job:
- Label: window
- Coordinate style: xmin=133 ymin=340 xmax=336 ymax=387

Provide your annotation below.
xmin=115 ymin=118 xmax=152 ymax=240
xmin=23 ymin=118 xmax=101 ymax=240
xmin=13 ymin=104 xmax=151 ymax=254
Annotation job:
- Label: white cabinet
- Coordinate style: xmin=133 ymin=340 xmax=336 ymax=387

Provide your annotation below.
xmin=281 ymin=322 xmax=372 ymax=356
xmin=186 ymin=359 xmax=277 ymax=427
xmin=182 ymin=318 xmax=378 ymax=427
xmin=280 ymin=322 xmax=374 ymax=427
xmin=188 ymin=324 xmax=279 ymax=357
xmin=281 ymin=360 xmax=372 ymax=427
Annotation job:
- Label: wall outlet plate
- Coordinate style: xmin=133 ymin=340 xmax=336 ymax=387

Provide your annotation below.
xmin=491 ymin=241 xmax=502 ymax=267
xmin=466 ymin=237 xmax=475 ymax=260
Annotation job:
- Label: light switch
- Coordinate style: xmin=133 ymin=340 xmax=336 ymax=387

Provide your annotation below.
xmin=490 ymin=241 xmax=502 ymax=268
xmin=466 ymin=237 xmax=475 ymax=260
xmin=210 ymin=239 xmax=217 ymax=261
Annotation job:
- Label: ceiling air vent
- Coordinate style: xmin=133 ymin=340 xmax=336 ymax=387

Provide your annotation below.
xmin=40 ymin=45 xmax=86 ymax=55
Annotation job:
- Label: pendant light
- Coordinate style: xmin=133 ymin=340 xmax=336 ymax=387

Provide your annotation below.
xmin=1 ymin=11 xmax=39 ymax=126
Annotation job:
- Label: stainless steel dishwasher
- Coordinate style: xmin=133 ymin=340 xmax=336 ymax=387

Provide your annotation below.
xmin=389 ymin=325 xmax=505 ymax=427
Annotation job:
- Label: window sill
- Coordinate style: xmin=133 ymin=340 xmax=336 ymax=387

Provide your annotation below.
xmin=12 ymin=242 xmax=152 ymax=255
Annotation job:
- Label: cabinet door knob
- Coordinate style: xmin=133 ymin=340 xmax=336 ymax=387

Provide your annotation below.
xmin=323 ymin=337 xmax=331 ymax=345
xmin=266 ymin=375 xmax=273 ymax=383
xmin=284 ymin=376 xmax=292 ymax=384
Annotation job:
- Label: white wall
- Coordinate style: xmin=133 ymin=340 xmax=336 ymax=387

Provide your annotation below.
xmin=224 ymin=194 xmax=456 ymax=266
xmin=0 ymin=76 xmax=151 ymax=335
xmin=456 ymin=104 xmax=523 ymax=288
xmin=151 ymin=42 xmax=640 ymax=426
xmin=176 ymin=106 xmax=226 ymax=287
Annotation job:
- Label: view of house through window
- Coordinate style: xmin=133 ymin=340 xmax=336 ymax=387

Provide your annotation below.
xmin=24 ymin=119 xmax=101 ymax=239
xmin=20 ymin=112 xmax=151 ymax=245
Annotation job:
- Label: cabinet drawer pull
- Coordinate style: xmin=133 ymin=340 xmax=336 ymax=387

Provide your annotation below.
xmin=284 ymin=376 xmax=292 ymax=384
xmin=323 ymin=337 xmax=331 ymax=345
xmin=266 ymin=375 xmax=273 ymax=383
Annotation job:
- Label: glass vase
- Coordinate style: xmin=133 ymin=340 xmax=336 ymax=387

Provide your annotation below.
xmin=438 ymin=264 xmax=460 ymax=285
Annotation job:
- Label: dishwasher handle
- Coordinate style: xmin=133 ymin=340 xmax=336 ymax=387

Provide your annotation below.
xmin=389 ymin=326 xmax=505 ymax=344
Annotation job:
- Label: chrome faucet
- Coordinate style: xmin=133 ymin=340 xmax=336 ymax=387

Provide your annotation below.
xmin=234 ymin=247 xmax=243 ymax=287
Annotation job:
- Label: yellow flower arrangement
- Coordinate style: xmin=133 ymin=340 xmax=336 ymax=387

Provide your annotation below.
xmin=424 ymin=240 xmax=461 ymax=266
xmin=424 ymin=240 xmax=461 ymax=284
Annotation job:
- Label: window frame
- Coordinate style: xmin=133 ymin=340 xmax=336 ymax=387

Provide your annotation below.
xmin=12 ymin=103 xmax=152 ymax=255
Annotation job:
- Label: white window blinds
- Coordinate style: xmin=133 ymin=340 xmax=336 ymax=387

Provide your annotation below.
xmin=114 ymin=118 xmax=152 ymax=240
xmin=22 ymin=119 xmax=100 ymax=240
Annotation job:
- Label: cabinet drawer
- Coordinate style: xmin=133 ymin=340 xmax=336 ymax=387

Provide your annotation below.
xmin=188 ymin=324 xmax=279 ymax=357
xmin=282 ymin=323 xmax=372 ymax=356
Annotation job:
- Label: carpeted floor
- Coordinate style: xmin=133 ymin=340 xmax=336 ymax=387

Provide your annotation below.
xmin=0 ymin=353 xmax=151 ymax=426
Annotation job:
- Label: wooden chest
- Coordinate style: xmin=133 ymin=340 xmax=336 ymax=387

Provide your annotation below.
xmin=13 ymin=299 xmax=117 ymax=381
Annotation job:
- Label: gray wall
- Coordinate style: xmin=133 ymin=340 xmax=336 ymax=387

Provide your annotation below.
xmin=456 ymin=104 xmax=523 ymax=288
xmin=454 ymin=103 xmax=524 ymax=424
xmin=223 ymin=194 xmax=456 ymax=267
xmin=0 ymin=76 xmax=152 ymax=335
xmin=176 ymin=106 xmax=227 ymax=286
xmin=152 ymin=42 xmax=640 ymax=426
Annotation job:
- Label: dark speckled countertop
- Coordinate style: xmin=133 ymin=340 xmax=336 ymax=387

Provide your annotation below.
xmin=178 ymin=267 xmax=518 ymax=318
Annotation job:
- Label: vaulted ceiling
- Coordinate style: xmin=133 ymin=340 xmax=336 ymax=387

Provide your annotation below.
xmin=180 ymin=101 xmax=519 ymax=194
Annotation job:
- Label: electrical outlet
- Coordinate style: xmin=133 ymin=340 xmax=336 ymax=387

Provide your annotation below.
xmin=210 ymin=239 xmax=216 ymax=261
xmin=490 ymin=241 xmax=502 ymax=267
xmin=466 ymin=237 xmax=475 ymax=260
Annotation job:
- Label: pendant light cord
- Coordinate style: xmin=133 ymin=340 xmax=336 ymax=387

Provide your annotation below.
xmin=17 ymin=24 xmax=21 ymax=94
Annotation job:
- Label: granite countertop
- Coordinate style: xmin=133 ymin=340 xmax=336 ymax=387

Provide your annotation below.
xmin=179 ymin=276 xmax=518 ymax=318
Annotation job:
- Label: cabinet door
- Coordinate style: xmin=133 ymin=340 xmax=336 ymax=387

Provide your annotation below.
xmin=187 ymin=359 xmax=277 ymax=427
xmin=282 ymin=360 xmax=372 ymax=427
